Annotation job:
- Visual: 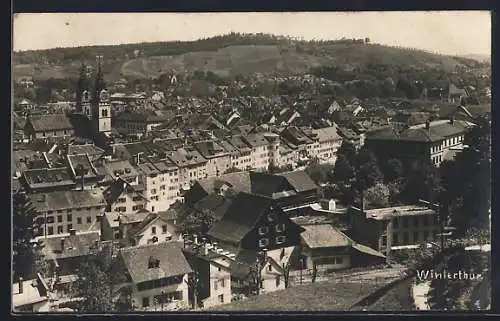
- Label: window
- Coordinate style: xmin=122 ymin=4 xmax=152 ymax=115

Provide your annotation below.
xmin=86 ymin=217 xmax=92 ymax=224
xmin=268 ymin=265 xmax=273 ymax=272
xmin=67 ymin=224 xmax=73 ymax=232
xmin=47 ymin=226 xmax=54 ymax=235
xmin=276 ymin=276 xmax=281 ymax=287
xmin=268 ymin=213 xmax=276 ymax=222
xmin=259 ymin=238 xmax=269 ymax=248
xmin=118 ymin=198 xmax=126 ymax=203
xmin=46 ymin=216 xmax=55 ymax=224
xmin=162 ymin=225 xmax=167 ymax=233
xmin=214 ymin=280 xmax=218 ymax=290
xmin=393 ymin=217 xmax=398 ymax=229
xmin=393 ymin=233 xmax=399 ymax=245
xmin=275 ymin=223 xmax=285 ymax=233
xmin=77 ymin=217 xmax=82 ymax=224
xmin=57 ymin=226 xmax=63 ymax=234
xmin=218 ymin=294 xmax=224 ymax=304
xmin=258 ymin=226 xmax=269 ymax=235
xmin=67 ymin=214 xmax=72 ymax=222
xmin=142 ymin=297 xmax=150 ymax=308
xmin=413 ymin=216 xmax=419 ymax=227
xmin=423 ymin=216 xmax=429 ymax=226
xmin=402 ymin=217 xmax=409 ymax=229
xmin=276 ymin=236 xmax=286 ymax=244
xmin=57 ymin=215 xmax=63 ymax=223
xmin=152 ymin=226 xmax=156 ymax=234
xmin=218 ymin=266 xmax=221 ymax=272
xmin=402 ymin=232 xmax=409 ymax=245
xmin=220 ymin=278 xmax=225 ymax=288
xmin=413 ymin=231 xmax=419 ymax=243
xmin=381 ymin=236 xmax=387 ymax=246
xmin=336 ymin=256 xmax=344 ymax=264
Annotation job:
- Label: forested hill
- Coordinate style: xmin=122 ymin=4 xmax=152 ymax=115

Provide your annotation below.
xmin=13 ymin=33 xmax=489 ymax=82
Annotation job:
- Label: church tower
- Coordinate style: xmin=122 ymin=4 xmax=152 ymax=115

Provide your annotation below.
xmin=91 ymin=55 xmax=112 ymax=134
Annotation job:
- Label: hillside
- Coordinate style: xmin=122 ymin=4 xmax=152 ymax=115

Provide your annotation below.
xmin=12 ymin=34 xmax=489 ymax=82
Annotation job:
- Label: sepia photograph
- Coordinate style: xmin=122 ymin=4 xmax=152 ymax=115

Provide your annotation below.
xmin=12 ymin=11 xmax=491 ymax=313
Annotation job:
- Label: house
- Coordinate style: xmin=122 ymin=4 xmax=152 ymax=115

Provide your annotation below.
xmin=21 ymin=167 xmax=77 ymax=193
xmin=298 ymin=224 xmax=385 ymax=273
xmin=226 ymin=136 xmax=253 ymax=171
xmin=124 ymin=210 xmax=179 ymax=246
xmin=111 ymin=242 xmax=193 ymax=311
xmin=311 ymin=126 xmax=342 ymax=165
xmin=112 ymin=111 xmax=171 ymax=137
xmin=30 ymin=190 xmax=107 ymax=237
xmin=207 ymin=192 xmax=305 ymax=253
xmin=166 ymin=148 xmax=208 ymax=191
xmin=24 ymin=114 xmax=75 ymax=142
xmin=348 ymin=203 xmax=441 ymax=262
xmin=280 ymin=126 xmax=315 ymax=162
xmin=67 ymin=144 xmax=105 ymax=163
xmin=66 ymin=153 xmax=105 ymax=188
xmin=97 ymin=160 xmax=140 ymax=186
xmin=242 ymin=133 xmax=277 ymax=171
xmin=193 ymin=140 xmax=232 ymax=177
xmin=364 ymin=118 xmax=476 ymax=170
xmin=40 ymin=230 xmax=101 ymax=276
xmin=184 ymin=170 xmax=320 ymax=211
xmin=100 ymin=210 xmax=152 ymax=242
xmin=447 ymin=83 xmax=469 ymax=104
xmin=182 ymin=243 xmax=233 ymax=308
xmin=327 ymin=100 xmax=342 ymax=114
xmin=12 ymin=274 xmax=50 ymax=312
xmin=102 ymin=177 xmax=147 ymax=214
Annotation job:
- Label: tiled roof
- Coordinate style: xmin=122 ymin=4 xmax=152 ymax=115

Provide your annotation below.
xmin=366 ymin=119 xmax=475 ymax=143
xmin=119 ymin=241 xmax=192 ymax=284
xmin=277 ymin=170 xmax=319 ymax=193
xmin=301 ymin=224 xmax=352 ymax=249
xmin=242 ymin=133 xmax=269 ymax=148
xmin=67 ymin=144 xmax=105 ymax=160
xmin=312 ymin=126 xmax=341 ymax=142
xmin=207 ymin=192 xmax=274 ymax=244
xmin=362 ymin=205 xmax=437 ymax=220
xmin=166 ymin=148 xmax=207 ymax=168
xmin=197 ymin=171 xmax=252 ymax=194
xmin=42 ymin=231 xmax=100 ymax=260
xmin=193 ymin=140 xmax=229 ymax=158
xmin=27 ymin=114 xmax=73 ymax=132
xmin=22 ymin=167 xmax=76 ymax=189
xmin=30 ymin=190 xmax=106 ymax=212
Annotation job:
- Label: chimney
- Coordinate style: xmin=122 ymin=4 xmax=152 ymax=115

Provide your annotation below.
xmin=69 ymin=229 xmax=76 ymax=236
xmin=203 ymin=243 xmax=209 ymax=256
xmin=60 ymin=238 xmax=65 ymax=251
xmin=18 ymin=277 xmax=23 ymax=294
xmin=193 ymin=234 xmax=198 ymax=245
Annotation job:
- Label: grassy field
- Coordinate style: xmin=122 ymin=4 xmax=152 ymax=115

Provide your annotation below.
xmin=355 ymin=279 xmax=416 ymax=311
xmin=206 ymin=281 xmax=384 ymax=312
xmin=13 ymin=42 xmax=484 ymax=82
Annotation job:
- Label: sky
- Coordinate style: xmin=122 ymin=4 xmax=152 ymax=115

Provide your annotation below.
xmin=13 ymin=11 xmax=491 ymax=56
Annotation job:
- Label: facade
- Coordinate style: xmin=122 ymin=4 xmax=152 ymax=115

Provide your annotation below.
xmin=349 ymin=204 xmax=440 ymax=261
xmin=182 ymin=245 xmax=233 ymax=308
xmin=193 ymin=140 xmax=232 ymax=177
xmin=24 ymin=114 xmax=75 ymax=142
xmin=311 ymin=126 xmax=342 ymax=165
xmin=102 ymin=178 xmax=148 ymax=213
xmin=112 ymin=242 xmax=192 ymax=311
xmin=30 ymin=190 xmax=107 ymax=238
xmin=365 ymin=119 xmax=475 ymax=170
xmin=112 ymin=112 xmax=170 ymax=137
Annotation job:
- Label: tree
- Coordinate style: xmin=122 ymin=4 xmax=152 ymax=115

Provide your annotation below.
xmin=364 ymin=183 xmax=390 ymax=209
xmin=73 ymin=261 xmax=114 ymax=313
xmin=337 ymin=141 xmax=357 ymax=165
xmin=311 ymin=261 xmax=318 ymax=283
xmin=185 ymin=269 xmax=201 ymax=309
xmin=383 ymin=159 xmax=403 ymax=183
xmin=13 ymin=192 xmax=43 ymax=279
xmin=331 ymin=154 xmax=356 ymax=183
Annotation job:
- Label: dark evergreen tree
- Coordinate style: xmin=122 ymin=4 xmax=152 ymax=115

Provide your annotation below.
xmin=73 ymin=261 xmax=114 ymax=312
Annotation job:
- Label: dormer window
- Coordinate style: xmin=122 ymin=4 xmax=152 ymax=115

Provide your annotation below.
xmin=151 ymin=226 xmax=156 ymax=234
xmin=258 ymin=226 xmax=269 ymax=235
xmin=148 ymin=256 xmax=160 ymax=268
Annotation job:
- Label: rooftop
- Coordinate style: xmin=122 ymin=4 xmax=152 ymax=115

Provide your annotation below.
xmin=360 ymin=205 xmax=437 ymax=220
xmin=27 ymin=114 xmax=73 ymax=132
xmin=30 ymin=189 xmax=106 ymax=212
xmin=42 ymin=231 xmax=101 ymax=260
xmin=300 ymin=224 xmax=352 ymax=249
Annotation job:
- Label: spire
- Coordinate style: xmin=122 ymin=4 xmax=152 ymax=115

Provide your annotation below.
xmin=76 ymin=59 xmax=87 ymax=112
xmin=92 ymin=55 xmax=105 ymax=118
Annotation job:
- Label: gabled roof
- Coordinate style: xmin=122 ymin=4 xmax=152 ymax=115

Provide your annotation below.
xmin=301 ymin=224 xmax=352 ymax=249
xmin=277 ymin=171 xmax=319 ymax=193
xmin=119 ymin=242 xmax=192 ymax=284
xmin=27 ymin=114 xmax=73 ymax=132
xmin=103 ymin=178 xmax=146 ymax=205
xmin=312 ymin=126 xmax=341 ymax=142
xmin=42 ymin=231 xmax=100 ymax=260
xmin=30 ymin=190 xmax=106 ymax=212
xmin=207 ymin=192 xmax=275 ymax=244
xmin=197 ymin=171 xmax=252 ymax=195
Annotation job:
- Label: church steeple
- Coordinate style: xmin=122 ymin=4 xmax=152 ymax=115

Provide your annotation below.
xmin=92 ymin=55 xmax=105 ymax=118
xmin=76 ymin=59 xmax=87 ymax=113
